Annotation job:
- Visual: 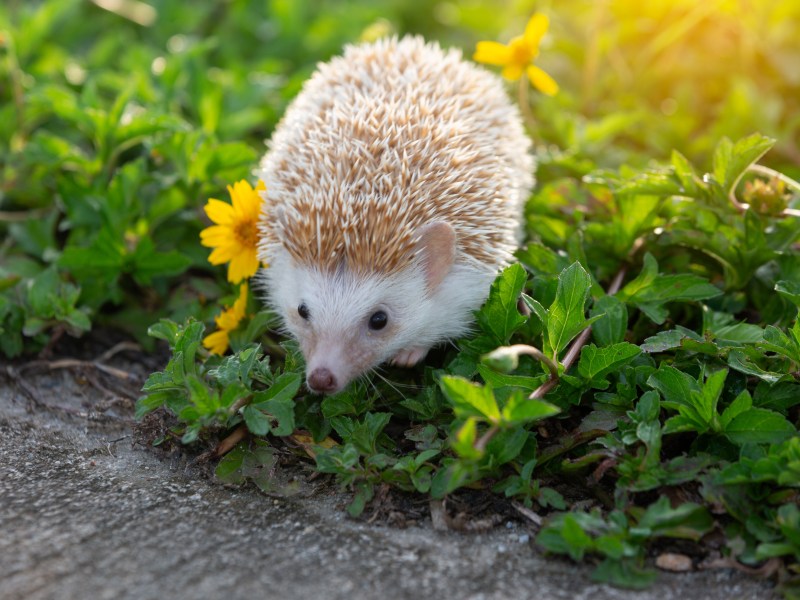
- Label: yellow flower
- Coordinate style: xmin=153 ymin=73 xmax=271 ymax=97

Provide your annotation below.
xmin=203 ymin=282 xmax=249 ymax=355
xmin=473 ymin=13 xmax=559 ymax=96
xmin=200 ymin=180 xmax=265 ymax=283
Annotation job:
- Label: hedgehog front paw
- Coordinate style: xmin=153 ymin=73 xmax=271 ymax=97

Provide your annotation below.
xmin=390 ymin=346 xmax=429 ymax=367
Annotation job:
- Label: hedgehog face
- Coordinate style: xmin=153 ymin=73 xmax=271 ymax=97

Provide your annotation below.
xmin=267 ymin=256 xmax=433 ymax=394
xmin=259 ymin=221 xmax=500 ymax=395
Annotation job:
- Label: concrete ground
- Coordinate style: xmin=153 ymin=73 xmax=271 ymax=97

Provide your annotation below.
xmin=0 ymin=361 xmax=776 ymax=600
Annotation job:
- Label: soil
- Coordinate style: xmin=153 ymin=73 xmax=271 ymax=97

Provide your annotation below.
xmin=0 ymin=345 xmax=777 ymax=600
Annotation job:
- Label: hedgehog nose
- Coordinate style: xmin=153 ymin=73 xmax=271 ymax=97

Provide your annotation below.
xmin=308 ymin=368 xmax=338 ymax=394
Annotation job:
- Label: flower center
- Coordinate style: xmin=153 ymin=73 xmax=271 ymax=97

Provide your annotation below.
xmin=509 ymin=37 xmax=533 ymax=65
xmin=234 ymin=220 xmax=258 ymax=249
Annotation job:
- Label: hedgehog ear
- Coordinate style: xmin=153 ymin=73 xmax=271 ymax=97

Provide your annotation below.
xmin=417 ymin=221 xmax=456 ymax=291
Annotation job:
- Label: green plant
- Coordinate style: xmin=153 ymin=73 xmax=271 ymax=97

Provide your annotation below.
xmin=5 ymin=1 xmax=800 ymax=595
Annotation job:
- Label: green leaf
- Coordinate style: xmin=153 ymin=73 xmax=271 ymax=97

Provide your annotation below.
xmin=713 ymin=133 xmax=775 ymax=193
xmin=64 ymin=308 xmax=91 ymax=333
xmin=451 ymin=418 xmax=481 ymax=459
xmin=671 ymin=150 xmax=700 ymax=195
xmin=259 ymin=397 xmax=296 ymax=436
xmin=724 ymin=408 xmax=796 ymax=445
xmin=720 ymin=390 xmax=753 ymax=430
xmin=634 ymin=390 xmax=661 ymax=422
xmin=315 ymin=443 xmax=360 ymax=474
xmin=131 ymin=238 xmax=192 ymax=285
xmin=336 ymin=412 xmax=391 ymax=456
xmin=476 ymin=263 xmax=528 ymax=344
xmin=537 ymin=513 xmax=593 ymax=561
xmin=209 ymin=345 xmax=267 ymax=388
xmin=618 ymin=254 xmax=721 ymax=324
xmin=500 ymin=390 xmax=560 ymax=425
xmin=58 ymin=228 xmax=126 ymax=275
xmin=516 ymin=242 xmax=569 ymax=276
xmin=696 ymin=368 xmax=727 ymax=426
xmin=486 ymin=427 xmax=529 ymax=465
xmin=591 ymin=558 xmax=657 ymax=590
xmin=755 ymin=542 xmax=797 ymax=560
xmin=635 ymin=497 xmax=714 ymax=541
xmin=647 ymin=365 xmax=701 ymax=411
xmin=640 ymin=328 xmax=699 ymax=353
xmin=348 ymin=481 xmax=375 ymax=518
xmin=439 ymin=376 xmax=500 ymax=423
xmin=753 ymin=381 xmax=800 ymax=414
xmin=147 ymin=319 xmax=181 ymax=346
xmin=251 ymin=372 xmax=302 ymax=407
xmin=590 ymin=295 xmax=628 ymax=346
xmin=205 ymin=141 xmax=259 ymax=177
xmin=430 ymin=461 xmax=475 ymax=498
xmin=761 ymin=325 xmax=800 ymax=364
xmin=476 ymin=363 xmax=544 ymax=391
xmin=215 ymin=444 xmax=247 ymax=484
xmin=662 ymin=415 xmax=702 ymax=435
xmin=547 ymin=262 xmax=596 ymax=357
xmin=321 ymin=388 xmax=370 ymax=419
xmin=134 ymin=390 xmax=176 ymax=419
xmin=242 ymin=405 xmax=271 ymax=436
xmin=727 ymin=349 xmax=784 ymax=384
xmin=775 ymin=280 xmax=800 ymax=308
xmin=616 ymin=175 xmax=680 ymax=196
xmin=577 ymin=343 xmax=641 ymax=389
xmin=246 ymin=373 xmax=301 ymax=436
xmin=523 ymin=294 xmax=549 ymax=328
xmin=714 ymin=322 xmax=764 ymax=345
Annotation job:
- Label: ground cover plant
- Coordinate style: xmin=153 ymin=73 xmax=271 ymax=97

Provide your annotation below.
xmin=2 ymin=0 xmax=800 ymax=596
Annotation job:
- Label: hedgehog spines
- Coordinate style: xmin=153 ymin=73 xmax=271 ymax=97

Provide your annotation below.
xmin=257 ymin=35 xmax=533 ymax=277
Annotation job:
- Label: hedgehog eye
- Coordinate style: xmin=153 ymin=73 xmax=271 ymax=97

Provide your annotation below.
xmin=298 ymin=303 xmax=310 ymax=320
xmin=368 ymin=311 xmax=388 ymax=331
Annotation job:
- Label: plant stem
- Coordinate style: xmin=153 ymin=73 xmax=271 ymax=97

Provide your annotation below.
xmin=505 ymin=344 xmax=559 ymax=378
xmin=474 ymin=425 xmax=499 ymax=453
xmin=473 ymin=263 xmax=629 ymax=453
xmin=227 ymin=394 xmax=253 ymax=415
xmin=215 ymin=424 xmax=248 ymax=457
xmin=528 ymin=264 xmax=627 ymax=401
xmin=517 ymin=75 xmax=537 ymax=133
xmin=748 ymin=164 xmax=800 ymax=195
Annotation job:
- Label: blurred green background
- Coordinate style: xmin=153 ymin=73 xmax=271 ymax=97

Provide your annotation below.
xmin=4 ymin=0 xmax=799 ymax=178
xmin=1 ymin=0 xmax=799 ymax=353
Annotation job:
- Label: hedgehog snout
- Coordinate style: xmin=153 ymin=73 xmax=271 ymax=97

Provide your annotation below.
xmin=307 ymin=367 xmax=338 ymax=394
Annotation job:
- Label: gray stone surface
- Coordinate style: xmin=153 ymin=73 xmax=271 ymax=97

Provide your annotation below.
xmin=0 ymin=365 xmax=775 ymax=600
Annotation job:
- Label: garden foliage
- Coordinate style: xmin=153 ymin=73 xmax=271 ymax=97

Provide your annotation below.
xmin=3 ymin=0 xmax=800 ymax=594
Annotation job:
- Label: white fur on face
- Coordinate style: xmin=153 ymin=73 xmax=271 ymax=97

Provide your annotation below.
xmin=260 ymin=247 xmax=496 ymax=393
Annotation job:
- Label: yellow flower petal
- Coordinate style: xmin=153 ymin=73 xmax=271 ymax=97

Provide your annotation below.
xmin=203 ymin=329 xmax=230 ymax=355
xmin=214 ymin=283 xmax=249 ymax=329
xmin=204 ymin=199 xmax=235 ymax=225
xmin=501 ymin=63 xmax=525 ymax=81
xmin=229 ymin=180 xmax=261 ymax=222
xmin=208 ymin=244 xmax=239 ymax=265
xmin=473 ymin=41 xmax=513 ymax=66
xmin=523 ymin=14 xmax=549 ymax=55
xmin=232 ymin=282 xmax=248 ymax=318
xmin=527 ymin=64 xmax=559 ymax=96
xmin=227 ymin=249 xmax=260 ymax=283
xmin=228 ymin=182 xmax=248 ymax=219
xmin=199 ymin=225 xmax=233 ymax=247
xmin=216 ymin=309 xmax=239 ymax=330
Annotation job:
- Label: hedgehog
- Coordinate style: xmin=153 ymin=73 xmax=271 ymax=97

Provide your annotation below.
xmin=256 ymin=35 xmax=534 ymax=395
